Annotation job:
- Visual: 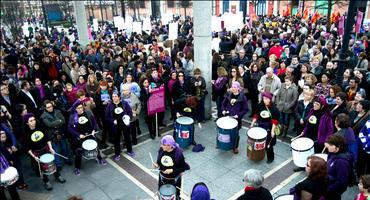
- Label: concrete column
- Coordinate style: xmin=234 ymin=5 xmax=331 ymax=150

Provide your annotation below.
xmin=273 ymin=0 xmax=278 ymax=16
xmin=193 ymin=1 xmax=212 ymax=119
xmin=73 ymin=1 xmax=90 ymax=47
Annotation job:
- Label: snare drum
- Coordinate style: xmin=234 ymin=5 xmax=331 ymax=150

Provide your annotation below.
xmin=0 ymin=167 xmax=19 ymax=187
xmin=247 ymin=127 xmax=267 ymax=161
xmin=40 ymin=153 xmax=56 ymax=175
xmin=274 ymin=194 xmax=294 ymax=200
xmin=159 ymin=184 xmax=176 ymax=200
xmin=291 ymin=137 xmax=314 ymax=167
xmin=216 ymin=116 xmax=238 ymax=151
xmin=82 ymin=139 xmax=98 ymax=160
xmin=174 ymin=117 xmax=194 ymax=149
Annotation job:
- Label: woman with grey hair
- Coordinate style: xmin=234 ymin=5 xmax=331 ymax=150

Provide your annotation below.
xmin=237 ymin=169 xmax=272 ymax=200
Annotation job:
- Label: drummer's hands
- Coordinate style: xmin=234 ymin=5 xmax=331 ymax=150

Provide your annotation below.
xmin=114 ymin=120 xmax=117 ymax=125
xmin=92 ymin=130 xmax=96 ymax=136
xmin=49 ymin=148 xmax=55 ymax=155
xmin=11 ymin=146 xmax=18 ymax=152
xmin=33 ymin=156 xmax=40 ymax=162
xmin=233 ymin=115 xmax=238 ymax=119
xmin=152 ymin=162 xmax=159 ymax=168
xmin=176 ymin=112 xmax=181 ymax=118
xmin=79 ymin=134 xmax=86 ymax=139
xmin=163 ymin=169 xmax=173 ymax=174
xmin=222 ymin=110 xmax=226 ymax=115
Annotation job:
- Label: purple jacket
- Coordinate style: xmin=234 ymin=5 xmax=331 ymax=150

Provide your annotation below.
xmin=213 ymin=76 xmax=228 ymax=95
xmin=67 ymin=110 xmax=98 ymax=140
xmin=105 ymin=100 xmax=133 ymax=133
xmin=327 ymin=152 xmax=352 ymax=193
xmin=221 ymin=92 xmax=248 ymax=119
xmin=303 ymin=109 xmax=334 ymax=144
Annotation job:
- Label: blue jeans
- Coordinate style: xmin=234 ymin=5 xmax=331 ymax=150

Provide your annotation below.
xmin=52 ymin=139 xmax=71 ymax=167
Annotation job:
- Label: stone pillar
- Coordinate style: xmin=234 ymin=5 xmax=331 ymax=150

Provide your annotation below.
xmin=193 ymin=1 xmax=212 ymax=119
xmin=73 ymin=1 xmax=90 ymax=47
xmin=273 ymin=0 xmax=278 ymax=16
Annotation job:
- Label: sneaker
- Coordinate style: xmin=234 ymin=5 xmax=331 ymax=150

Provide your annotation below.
xmin=127 ymin=151 xmax=135 ymax=157
xmin=233 ymin=148 xmax=239 ymax=154
xmin=98 ymin=159 xmax=107 ymax=165
xmin=56 ymin=176 xmax=66 ymax=183
xmin=74 ymin=168 xmax=80 ymax=176
xmin=266 ymin=159 xmax=274 ymax=164
xmin=44 ymin=181 xmax=53 ymax=191
xmin=114 ymin=155 xmax=121 ymax=161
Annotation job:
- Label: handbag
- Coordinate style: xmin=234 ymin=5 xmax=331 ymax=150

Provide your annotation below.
xmin=265 ymin=106 xmax=281 ymax=136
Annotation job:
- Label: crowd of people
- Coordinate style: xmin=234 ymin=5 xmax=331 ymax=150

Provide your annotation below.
xmin=0 ymin=11 xmax=370 ymax=200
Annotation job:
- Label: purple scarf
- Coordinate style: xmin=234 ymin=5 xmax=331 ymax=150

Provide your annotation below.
xmin=36 ymin=85 xmax=45 ymax=100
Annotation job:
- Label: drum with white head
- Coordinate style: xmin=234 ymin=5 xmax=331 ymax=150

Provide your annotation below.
xmin=158 ymin=184 xmax=176 ymax=200
xmin=291 ymin=137 xmax=314 ymax=167
xmin=247 ymin=127 xmax=268 ymax=161
xmin=82 ymin=139 xmax=98 ymax=160
xmin=216 ymin=116 xmax=238 ymax=151
xmin=0 ymin=166 xmax=19 ymax=187
xmin=40 ymin=153 xmax=56 ymax=175
xmin=174 ymin=116 xmax=194 ymax=149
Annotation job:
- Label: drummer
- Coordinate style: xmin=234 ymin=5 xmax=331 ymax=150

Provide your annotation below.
xmin=0 ymin=152 xmax=20 ymax=200
xmin=106 ymin=91 xmax=134 ymax=160
xmin=221 ymin=81 xmax=248 ymax=154
xmin=250 ymin=92 xmax=279 ymax=163
xmin=24 ymin=113 xmax=66 ymax=190
xmin=68 ymin=102 xmax=106 ymax=176
xmin=152 ymin=135 xmax=190 ymax=199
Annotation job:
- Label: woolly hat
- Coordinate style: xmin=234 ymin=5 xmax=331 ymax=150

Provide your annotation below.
xmin=23 ymin=113 xmax=35 ymax=123
xmin=313 ymin=96 xmax=327 ymax=107
xmin=261 ymin=92 xmax=273 ymax=100
xmin=231 ymin=81 xmax=241 ymax=90
xmin=161 ymin=135 xmax=178 ymax=149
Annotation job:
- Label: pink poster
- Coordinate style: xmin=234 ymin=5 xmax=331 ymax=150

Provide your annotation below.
xmin=147 ymin=87 xmax=165 ymax=115
xmin=338 ymin=16 xmax=344 ymax=36
xmin=355 ymin=11 xmax=364 ymax=33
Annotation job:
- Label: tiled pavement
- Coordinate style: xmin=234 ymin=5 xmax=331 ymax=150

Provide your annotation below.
xmin=3 ymin=106 xmax=359 ymax=200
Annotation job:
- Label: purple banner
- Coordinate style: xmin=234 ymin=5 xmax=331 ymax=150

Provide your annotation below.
xmin=338 ymin=16 xmax=344 ymax=36
xmin=147 ymin=86 xmax=165 ymax=115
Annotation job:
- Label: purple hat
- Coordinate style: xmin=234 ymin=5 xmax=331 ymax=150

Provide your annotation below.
xmin=314 ymin=96 xmax=327 ymax=107
xmin=23 ymin=113 xmax=35 ymax=123
xmin=161 ymin=135 xmax=178 ymax=149
xmin=232 ymin=81 xmax=241 ymax=89
xmin=261 ymin=92 xmax=273 ymax=100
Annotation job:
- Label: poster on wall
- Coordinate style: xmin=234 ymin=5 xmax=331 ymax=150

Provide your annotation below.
xmin=93 ymin=18 xmax=99 ymax=32
xmin=168 ymin=22 xmax=178 ymax=40
xmin=132 ymin=21 xmax=142 ymax=34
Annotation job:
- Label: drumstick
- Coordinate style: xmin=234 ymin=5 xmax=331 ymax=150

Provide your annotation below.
xmin=149 ymin=152 xmax=154 ymax=164
xmin=321 ymin=146 xmax=327 ymax=153
xmin=290 ymin=135 xmax=302 ymax=142
xmin=176 ymin=186 xmax=190 ymax=197
xmin=149 ymin=169 xmax=161 ymax=172
xmin=54 ymin=152 xmax=69 ymax=160
xmin=36 ymin=160 xmax=43 ymax=179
